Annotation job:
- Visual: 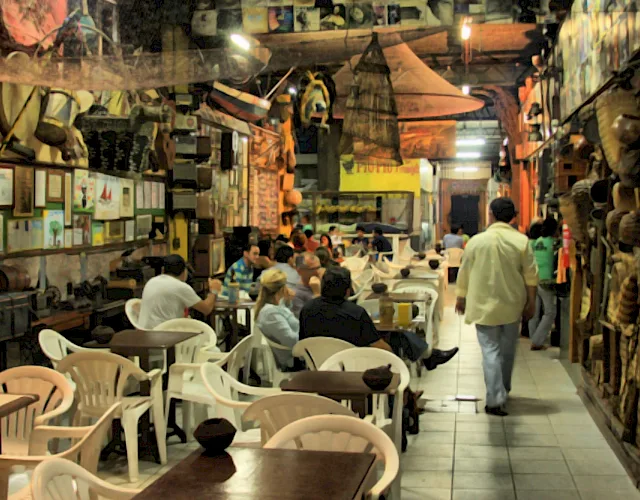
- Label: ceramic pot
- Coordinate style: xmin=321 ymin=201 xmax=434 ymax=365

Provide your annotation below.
xmin=362 ymin=364 xmax=393 ymax=391
xmin=194 ymin=418 xmax=236 ymax=455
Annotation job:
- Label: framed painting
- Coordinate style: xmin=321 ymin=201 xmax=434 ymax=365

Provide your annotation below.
xmin=64 ymin=172 xmax=72 ymax=226
xmin=136 ymin=214 xmax=152 ymax=240
xmin=120 ymin=178 xmax=134 ymax=218
xmin=73 ymin=169 xmax=95 ymax=213
xmin=35 ymin=169 xmax=47 ymax=208
xmin=46 ymin=169 xmax=64 ymax=203
xmin=13 ymin=166 xmax=34 ymax=217
xmin=72 ymin=214 xmax=91 ymax=246
xmin=0 ymin=166 xmax=13 ymax=207
xmin=94 ymin=174 xmax=121 ymax=220
xmin=43 ymin=210 xmax=64 ymax=249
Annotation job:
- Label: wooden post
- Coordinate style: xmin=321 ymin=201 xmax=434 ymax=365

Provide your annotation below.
xmin=569 ymin=262 xmax=583 ymax=363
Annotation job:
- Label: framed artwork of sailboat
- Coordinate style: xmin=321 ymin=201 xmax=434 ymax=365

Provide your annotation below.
xmin=94 ymin=174 xmax=121 ymax=220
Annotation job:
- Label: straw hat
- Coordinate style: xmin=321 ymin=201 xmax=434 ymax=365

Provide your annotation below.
xmin=618 ymin=210 xmax=640 ymax=247
xmin=606 ymin=209 xmax=629 ymax=245
xmin=613 ymin=183 xmax=637 ymax=211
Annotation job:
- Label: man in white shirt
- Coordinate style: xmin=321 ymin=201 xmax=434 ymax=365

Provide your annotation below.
xmin=138 ymin=255 xmax=222 ymax=330
xmin=329 ymin=225 xmax=343 ymax=247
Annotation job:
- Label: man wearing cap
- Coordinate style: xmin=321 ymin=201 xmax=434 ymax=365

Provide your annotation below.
xmin=138 ymin=254 xmax=222 ymax=330
xmin=455 ymin=198 xmax=539 ymax=416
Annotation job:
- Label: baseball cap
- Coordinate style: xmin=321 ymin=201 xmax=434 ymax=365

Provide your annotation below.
xmin=490 ymin=198 xmax=517 ymax=223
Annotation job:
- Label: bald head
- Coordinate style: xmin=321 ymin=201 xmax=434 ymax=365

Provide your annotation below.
xmin=296 ymin=252 xmax=321 ymax=284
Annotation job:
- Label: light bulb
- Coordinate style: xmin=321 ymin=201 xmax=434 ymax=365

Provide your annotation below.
xmin=462 ymin=85 xmax=470 ymax=95
xmin=461 ymin=24 xmax=471 ymax=40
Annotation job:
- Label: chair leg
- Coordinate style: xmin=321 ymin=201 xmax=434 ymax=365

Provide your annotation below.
xmin=121 ymin=413 xmax=140 ymax=482
xmin=164 ymin=394 xmax=173 ymax=432
xmin=182 ymin=401 xmax=192 ymax=440
xmin=152 ymin=398 xmax=168 ymax=465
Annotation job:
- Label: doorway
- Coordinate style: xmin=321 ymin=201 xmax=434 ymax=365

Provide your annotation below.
xmin=450 ymin=194 xmax=480 ymax=236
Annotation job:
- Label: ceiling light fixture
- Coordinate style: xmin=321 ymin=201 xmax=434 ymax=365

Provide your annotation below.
xmin=456 ymin=138 xmax=486 ymax=146
xmin=461 ymin=22 xmax=472 ymax=41
xmin=287 ymin=86 xmax=297 ymax=95
xmin=456 ymin=152 xmax=481 ymax=159
xmin=461 ymin=85 xmax=470 ymax=95
xmin=455 ymin=166 xmax=479 ymax=172
xmin=230 ymin=33 xmax=250 ymax=51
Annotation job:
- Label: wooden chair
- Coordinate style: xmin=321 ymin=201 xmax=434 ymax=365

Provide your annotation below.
xmin=57 ymin=352 xmax=167 ymax=482
xmin=0 ymin=366 xmax=74 ymax=456
xmin=264 ymin=414 xmax=399 ymax=500
xmin=292 ymin=337 xmax=355 ymax=371
xmin=242 ymin=393 xmax=358 ymax=444
xmin=0 ymin=403 xmax=120 ymax=500
xmin=31 ymin=457 xmax=140 ymax=500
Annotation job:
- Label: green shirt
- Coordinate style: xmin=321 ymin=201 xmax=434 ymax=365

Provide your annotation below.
xmin=531 ymin=236 xmax=555 ymax=282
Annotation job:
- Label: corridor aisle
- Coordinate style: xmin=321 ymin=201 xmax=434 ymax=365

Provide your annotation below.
xmin=402 ymin=292 xmax=640 ymax=500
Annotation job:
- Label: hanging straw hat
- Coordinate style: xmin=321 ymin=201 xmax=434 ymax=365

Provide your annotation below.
xmin=613 ymin=183 xmax=637 ymax=211
xmin=596 ymin=88 xmax=639 ymax=172
xmin=606 ymin=209 xmax=629 ymax=245
xmin=618 ymin=211 xmax=640 ymax=248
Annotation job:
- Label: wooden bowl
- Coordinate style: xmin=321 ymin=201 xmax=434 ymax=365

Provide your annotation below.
xmin=194 ymin=418 xmax=236 ymax=455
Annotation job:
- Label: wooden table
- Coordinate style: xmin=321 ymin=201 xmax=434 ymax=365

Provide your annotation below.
xmin=106 ymin=330 xmax=200 ymax=460
xmin=133 ymin=447 xmax=376 ymax=500
xmin=0 ymin=394 xmax=39 ymax=453
xmin=281 ymin=370 xmax=399 ymax=417
xmin=210 ymin=300 xmax=255 ymax=350
xmin=365 ymin=292 xmax=430 ymax=303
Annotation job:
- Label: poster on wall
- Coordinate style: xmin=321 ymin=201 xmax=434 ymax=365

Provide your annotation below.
xmin=73 ymin=169 xmax=95 ymax=213
xmin=94 ymin=174 xmax=121 ymax=220
xmin=398 ymin=120 xmax=457 ymax=159
xmin=159 ymin=184 xmax=166 ymax=209
xmin=64 ymin=229 xmax=73 ymax=248
xmin=43 ymin=210 xmax=64 ymax=249
xmin=320 ymin=4 xmax=347 ymax=29
xmin=7 ymin=219 xmax=41 ymax=252
xmin=64 ymin=173 xmax=72 ymax=226
xmin=243 ymin=7 xmax=269 ymax=33
xmin=268 ymin=6 xmax=294 ymax=32
xmin=347 ymin=4 xmax=374 ymax=29
xmin=294 ymin=6 xmax=320 ymax=31
xmin=73 ymin=214 xmax=91 ymax=246
xmin=151 ymin=183 xmax=160 ymax=209
xmin=92 ymin=222 xmax=104 ymax=246
xmin=0 ymin=167 xmax=13 ymax=206
xmin=136 ymin=181 xmax=144 ymax=210
xmin=144 ymin=182 xmax=152 ymax=209
xmin=35 ymin=169 xmax=46 ymax=208
xmin=13 ymin=166 xmax=34 ymax=217
xmin=136 ymin=214 xmax=152 ymax=240
xmin=120 ymin=178 xmax=134 ymax=218
xmin=125 ymin=219 xmax=135 ymax=242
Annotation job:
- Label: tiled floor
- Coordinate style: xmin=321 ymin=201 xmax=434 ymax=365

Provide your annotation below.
xmin=97 ymin=292 xmax=640 ymax=499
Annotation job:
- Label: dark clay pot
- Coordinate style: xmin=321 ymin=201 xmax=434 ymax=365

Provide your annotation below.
xmin=362 ymin=364 xmax=393 ymax=391
xmin=428 ymin=259 xmax=440 ymax=270
xmin=194 ymin=418 xmax=236 ymax=455
xmin=400 ymin=268 xmax=411 ymax=278
xmin=371 ymin=283 xmax=388 ymax=294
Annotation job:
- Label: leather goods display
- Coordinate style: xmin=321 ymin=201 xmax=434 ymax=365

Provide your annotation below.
xmin=196 ymin=192 xmax=215 ymax=219
xmin=171 ymin=191 xmax=197 ymax=213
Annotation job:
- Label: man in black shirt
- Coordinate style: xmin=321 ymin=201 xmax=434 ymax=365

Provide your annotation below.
xmin=299 ymin=267 xmax=458 ymax=369
xmin=371 ymin=227 xmax=393 ymax=260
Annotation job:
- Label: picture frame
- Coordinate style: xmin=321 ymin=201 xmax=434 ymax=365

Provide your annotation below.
xmin=211 ymin=238 xmax=225 ymax=275
xmin=0 ymin=166 xmax=13 ymax=207
xmin=13 ymin=166 xmax=34 ymax=217
xmin=136 ymin=214 xmax=153 ymax=240
xmin=64 ymin=172 xmax=72 ymax=226
xmin=73 ymin=214 xmax=91 ymax=246
xmin=46 ymin=169 xmax=64 ymax=203
xmin=35 ymin=169 xmax=47 ymax=208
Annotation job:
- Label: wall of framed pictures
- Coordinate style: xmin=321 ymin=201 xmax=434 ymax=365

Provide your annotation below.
xmin=0 ymin=164 xmax=167 ymax=257
xmin=553 ymin=4 xmax=640 ymax=121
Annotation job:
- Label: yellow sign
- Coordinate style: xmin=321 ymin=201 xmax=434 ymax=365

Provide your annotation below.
xmin=340 ymin=157 xmax=421 ymax=195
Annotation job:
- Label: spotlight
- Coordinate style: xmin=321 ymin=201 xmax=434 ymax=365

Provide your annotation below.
xmin=461 ymin=23 xmax=471 ymax=40
xmin=462 ymin=85 xmax=470 ymax=95
xmin=230 ymin=33 xmax=250 ymax=51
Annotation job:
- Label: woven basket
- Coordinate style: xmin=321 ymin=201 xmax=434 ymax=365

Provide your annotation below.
xmin=607 ymin=209 xmax=630 ymax=245
xmin=613 ymin=183 xmax=637 ymax=211
xmin=619 ymin=210 xmax=640 ymax=247
xmin=560 ymin=193 xmax=583 ymax=242
xmin=596 ymin=88 xmax=639 ymax=172
xmin=571 ymin=179 xmax=595 ymax=242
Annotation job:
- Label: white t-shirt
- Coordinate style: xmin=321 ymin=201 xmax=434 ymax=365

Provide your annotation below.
xmin=138 ymin=274 xmax=202 ymax=330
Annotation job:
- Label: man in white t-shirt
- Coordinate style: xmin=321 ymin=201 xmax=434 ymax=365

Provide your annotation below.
xmin=138 ymin=255 xmax=222 ymax=330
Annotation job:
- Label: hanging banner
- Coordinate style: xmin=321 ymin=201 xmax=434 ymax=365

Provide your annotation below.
xmin=399 ymin=120 xmax=457 ymax=159
xmin=340 ymin=157 xmax=421 ymax=195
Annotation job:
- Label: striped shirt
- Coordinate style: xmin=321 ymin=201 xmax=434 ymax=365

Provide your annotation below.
xmin=222 ymin=257 xmax=254 ymax=295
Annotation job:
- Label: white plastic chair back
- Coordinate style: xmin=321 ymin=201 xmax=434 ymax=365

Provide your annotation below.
xmin=219 ymin=334 xmax=255 ymax=381
xmin=31 ymin=457 xmax=140 ymax=500
xmin=0 ymin=366 xmax=74 ymax=456
xmin=401 ymin=243 xmax=417 ymax=261
xmin=243 ymin=393 xmax=357 ymax=444
xmin=125 ymin=299 xmax=143 ymax=329
xmin=264 ymin=414 xmax=399 ymax=500
xmin=292 ymin=337 xmax=355 ymax=370
xmin=389 ymin=285 xmax=438 ymax=347
xmin=341 ymin=255 xmax=368 ymax=273
xmin=56 ymin=351 xmax=150 ymax=419
xmin=153 ymin=318 xmax=217 ymax=346
xmin=445 ymin=248 xmax=464 ymax=267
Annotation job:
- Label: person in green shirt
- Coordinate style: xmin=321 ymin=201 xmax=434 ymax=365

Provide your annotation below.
xmin=528 ymin=217 xmax=559 ymax=350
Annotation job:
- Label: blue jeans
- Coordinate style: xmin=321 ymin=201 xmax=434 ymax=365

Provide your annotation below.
xmin=528 ymin=285 xmax=557 ymax=347
xmin=476 ymin=322 xmax=520 ymax=408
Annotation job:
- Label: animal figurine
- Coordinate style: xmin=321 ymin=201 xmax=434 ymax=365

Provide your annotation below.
xmin=300 ymin=71 xmax=331 ymax=129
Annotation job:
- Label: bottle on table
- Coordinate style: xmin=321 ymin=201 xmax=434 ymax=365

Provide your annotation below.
xmin=228 ymin=270 xmax=240 ymax=305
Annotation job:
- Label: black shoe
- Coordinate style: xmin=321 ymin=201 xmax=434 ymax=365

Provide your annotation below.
xmin=485 ymin=405 xmax=509 ymax=417
xmin=423 ymin=347 xmax=459 ymax=371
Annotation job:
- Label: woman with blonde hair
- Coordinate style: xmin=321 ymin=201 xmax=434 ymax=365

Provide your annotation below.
xmin=255 ymin=268 xmax=299 ymax=370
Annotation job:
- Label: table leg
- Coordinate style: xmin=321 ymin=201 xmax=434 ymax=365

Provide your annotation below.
xmin=227 ymin=312 xmax=239 ymax=351
xmin=165 ymin=347 xmax=188 ymax=444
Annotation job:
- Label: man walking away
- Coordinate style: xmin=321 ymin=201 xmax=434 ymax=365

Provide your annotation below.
xmin=455 ymin=198 xmax=539 ymax=416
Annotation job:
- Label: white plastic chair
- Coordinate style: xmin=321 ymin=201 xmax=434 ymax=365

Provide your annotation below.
xmin=200 ymin=362 xmax=280 ymax=445
xmin=0 ymin=366 xmax=74 ymax=456
xmin=247 ymin=326 xmax=292 ymax=387
xmin=341 ymin=255 xmax=369 ymax=273
xmin=0 ymin=403 xmax=120 ymax=500
xmin=31 ymin=457 xmax=140 ymax=500
xmin=292 ymin=338 xmax=355 ymax=371
xmin=199 ymin=334 xmax=255 ymax=381
xmin=156 ymin=324 xmax=215 ymax=441
xmin=264 ymin=414 xmax=399 ymax=500
xmin=124 ymin=299 xmax=143 ymax=329
xmin=400 ymin=243 xmax=417 ymax=261
xmin=57 ymin=352 xmax=167 ymax=482
xmin=242 ymin=393 xmax=358 ymax=444
xmin=38 ymin=329 xmax=109 ymax=369
xmin=445 ymin=248 xmax=464 ymax=267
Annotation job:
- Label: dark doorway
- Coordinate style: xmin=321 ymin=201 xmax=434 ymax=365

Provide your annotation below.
xmin=450 ymin=195 xmax=480 ymax=236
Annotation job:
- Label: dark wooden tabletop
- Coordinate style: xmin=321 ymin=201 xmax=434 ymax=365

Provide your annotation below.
xmin=108 ymin=330 xmax=200 ymax=350
xmin=281 ymin=370 xmax=399 ymax=398
xmin=365 ymin=292 xmax=430 ymax=302
xmin=133 ymin=447 xmax=375 ymax=500
xmin=0 ymin=394 xmax=39 ymax=419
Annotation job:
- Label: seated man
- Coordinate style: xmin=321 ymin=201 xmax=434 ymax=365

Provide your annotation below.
xmin=138 ymin=255 xmax=221 ymax=330
xmin=371 ymin=227 xmax=393 ymax=260
xmin=352 ymin=225 xmax=369 ymax=249
xmin=273 ymin=245 xmax=301 ymax=288
xmin=299 ymin=266 xmax=458 ymax=370
xmin=222 ymin=242 xmax=260 ymax=296
xmin=291 ymin=252 xmax=323 ymax=318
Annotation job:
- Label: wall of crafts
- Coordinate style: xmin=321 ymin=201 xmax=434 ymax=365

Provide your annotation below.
xmin=0 ymin=165 xmax=165 ymax=256
xmin=552 ymin=4 xmax=640 ymax=122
